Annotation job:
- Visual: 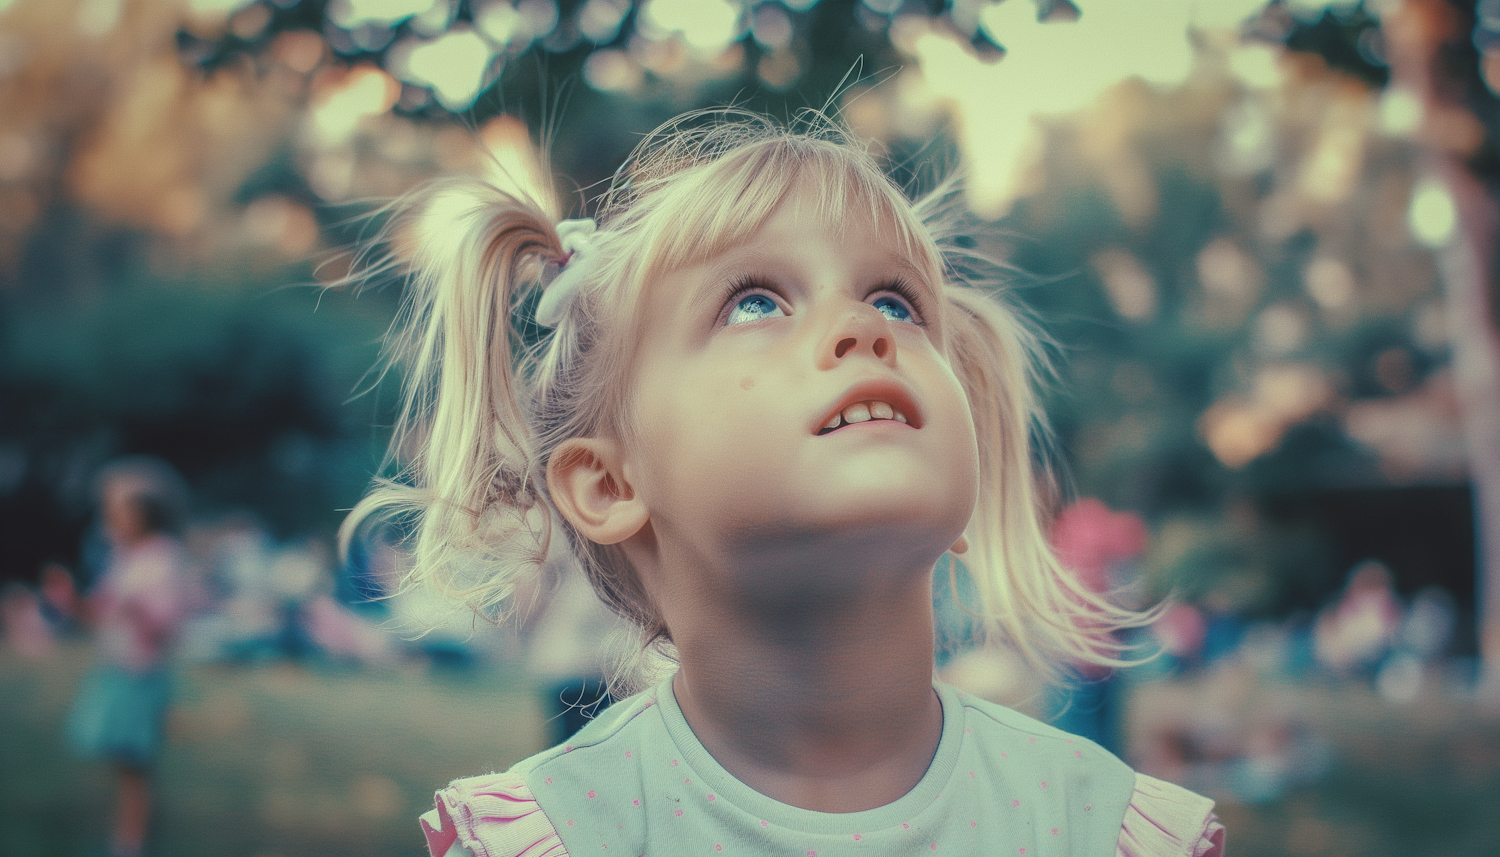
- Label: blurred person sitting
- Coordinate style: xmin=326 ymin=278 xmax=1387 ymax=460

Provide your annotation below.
xmin=65 ymin=456 xmax=196 ymax=857
xmin=1314 ymin=559 xmax=1403 ymax=678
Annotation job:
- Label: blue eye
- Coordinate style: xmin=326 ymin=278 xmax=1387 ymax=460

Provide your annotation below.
xmin=725 ymin=293 xmax=785 ymax=325
xmin=873 ymin=295 xmax=915 ymax=323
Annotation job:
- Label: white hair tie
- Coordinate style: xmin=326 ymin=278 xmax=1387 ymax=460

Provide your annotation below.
xmin=535 ymin=218 xmax=597 ymax=327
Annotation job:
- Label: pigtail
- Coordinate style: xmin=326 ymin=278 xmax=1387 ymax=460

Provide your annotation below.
xmin=340 ymin=178 xmax=566 ymax=619
xmin=943 ymin=284 xmax=1161 ymax=681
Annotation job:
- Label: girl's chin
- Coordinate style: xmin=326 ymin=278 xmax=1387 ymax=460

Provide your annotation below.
xmin=721 ymin=503 xmax=969 ymax=563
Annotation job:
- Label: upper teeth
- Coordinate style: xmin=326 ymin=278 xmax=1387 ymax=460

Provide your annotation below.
xmin=823 ymin=400 xmax=909 ymax=431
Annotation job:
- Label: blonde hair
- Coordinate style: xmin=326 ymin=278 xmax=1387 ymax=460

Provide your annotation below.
xmin=342 ymin=109 xmax=1155 ymax=686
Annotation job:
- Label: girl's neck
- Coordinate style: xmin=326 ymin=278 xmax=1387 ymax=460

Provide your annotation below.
xmin=668 ymin=577 xmax=943 ymax=814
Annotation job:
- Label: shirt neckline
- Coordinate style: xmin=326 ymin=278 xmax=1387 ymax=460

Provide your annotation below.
xmin=653 ymin=673 xmax=965 ymax=835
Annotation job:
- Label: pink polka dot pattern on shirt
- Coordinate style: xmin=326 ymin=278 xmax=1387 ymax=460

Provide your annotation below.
xmin=852 ymin=834 xmax=862 ymax=841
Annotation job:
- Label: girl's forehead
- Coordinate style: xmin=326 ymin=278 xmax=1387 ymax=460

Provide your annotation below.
xmin=659 ymin=188 xmax=934 ymax=282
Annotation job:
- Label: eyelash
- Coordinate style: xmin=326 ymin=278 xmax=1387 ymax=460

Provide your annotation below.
xmin=715 ymin=275 xmax=931 ymax=326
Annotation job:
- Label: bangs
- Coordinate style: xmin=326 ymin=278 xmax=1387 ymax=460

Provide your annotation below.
xmin=608 ymin=133 xmax=939 ymax=290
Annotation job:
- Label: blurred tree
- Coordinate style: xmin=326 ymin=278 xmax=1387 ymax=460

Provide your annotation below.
xmin=1382 ymin=0 xmax=1500 ymax=687
xmin=0 ymin=0 xmax=1492 ymax=658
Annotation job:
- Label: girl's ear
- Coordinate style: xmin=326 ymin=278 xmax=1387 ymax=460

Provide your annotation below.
xmin=950 ymin=534 xmax=969 ymax=555
xmin=547 ymin=438 xmax=649 ymax=546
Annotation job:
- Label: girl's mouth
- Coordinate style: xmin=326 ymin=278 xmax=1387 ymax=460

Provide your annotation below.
xmin=817 ymin=400 xmax=911 ymax=435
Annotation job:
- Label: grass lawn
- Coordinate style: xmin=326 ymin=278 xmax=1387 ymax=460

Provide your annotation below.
xmin=3 ymin=642 xmax=1499 ymax=856
xmin=1204 ymin=680 xmax=1500 ymax=857
xmin=1 ymin=642 xmax=546 ymax=857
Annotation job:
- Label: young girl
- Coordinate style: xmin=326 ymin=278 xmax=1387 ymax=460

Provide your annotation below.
xmin=346 ymin=111 xmax=1225 ymax=857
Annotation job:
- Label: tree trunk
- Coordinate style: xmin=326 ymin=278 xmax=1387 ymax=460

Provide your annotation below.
xmin=1386 ymin=0 xmax=1500 ymax=690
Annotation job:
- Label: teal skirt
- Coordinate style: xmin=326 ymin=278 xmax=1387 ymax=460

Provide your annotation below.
xmin=66 ymin=664 xmax=173 ymax=768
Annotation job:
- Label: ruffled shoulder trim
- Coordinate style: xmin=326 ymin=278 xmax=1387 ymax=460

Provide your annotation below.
xmin=1115 ymin=773 xmax=1225 ymax=857
xmin=420 ymin=771 xmax=568 ymax=857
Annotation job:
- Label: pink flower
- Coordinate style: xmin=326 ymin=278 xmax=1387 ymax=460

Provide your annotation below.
xmin=1051 ymin=498 xmax=1148 ymax=584
xmin=587 ymin=790 xmax=596 ymax=799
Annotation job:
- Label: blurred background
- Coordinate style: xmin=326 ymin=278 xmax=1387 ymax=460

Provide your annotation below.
xmin=2 ymin=0 xmax=1499 ymax=855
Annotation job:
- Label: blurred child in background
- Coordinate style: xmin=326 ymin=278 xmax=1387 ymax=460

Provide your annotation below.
xmin=66 ymin=457 xmax=194 ymax=857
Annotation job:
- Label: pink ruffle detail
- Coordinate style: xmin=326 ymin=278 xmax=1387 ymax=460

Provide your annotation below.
xmin=1115 ymin=773 xmax=1224 ymax=857
xmin=428 ymin=772 xmax=568 ymax=857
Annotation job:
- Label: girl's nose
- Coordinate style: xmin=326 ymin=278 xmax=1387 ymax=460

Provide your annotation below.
xmin=815 ymin=302 xmax=898 ymax=371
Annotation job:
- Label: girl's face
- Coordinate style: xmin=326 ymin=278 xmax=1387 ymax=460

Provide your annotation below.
xmin=621 ymin=190 xmax=979 ymax=606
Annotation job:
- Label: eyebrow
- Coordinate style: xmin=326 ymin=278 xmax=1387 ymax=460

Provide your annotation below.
xmin=683 ymin=247 xmax=776 ymax=321
xmin=884 ymin=255 xmax=939 ymax=296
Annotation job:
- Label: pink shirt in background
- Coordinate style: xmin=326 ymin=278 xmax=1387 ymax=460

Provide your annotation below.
xmin=91 ymin=535 xmax=192 ymax=672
